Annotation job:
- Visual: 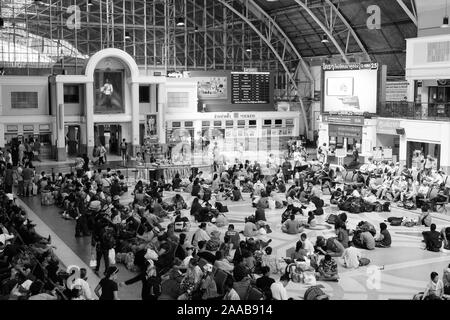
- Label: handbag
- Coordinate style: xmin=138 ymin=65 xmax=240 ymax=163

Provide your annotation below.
xmin=108 ymin=248 xmax=116 ymax=265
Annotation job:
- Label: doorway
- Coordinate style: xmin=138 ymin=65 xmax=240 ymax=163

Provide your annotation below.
xmin=94 ymin=124 xmax=122 ymax=156
xmin=65 ymin=125 xmax=81 ymax=157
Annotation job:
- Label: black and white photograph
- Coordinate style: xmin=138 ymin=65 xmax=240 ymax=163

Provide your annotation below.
xmin=0 ymin=0 xmax=449 ymax=317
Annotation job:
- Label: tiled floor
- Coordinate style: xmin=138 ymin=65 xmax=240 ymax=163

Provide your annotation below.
xmin=24 ymin=189 xmax=450 ymax=300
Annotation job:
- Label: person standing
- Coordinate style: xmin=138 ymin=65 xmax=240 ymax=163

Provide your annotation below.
xmin=33 ymin=139 xmax=41 ymax=162
xmin=22 ymin=164 xmax=34 ymax=197
xmin=120 ymin=139 xmax=128 ymax=164
xmin=18 ymin=141 xmax=25 ymax=164
xmin=98 ymin=144 xmax=107 ymax=165
xmin=4 ymin=163 xmax=14 ymax=194
xmin=94 ymin=266 xmax=120 ymax=300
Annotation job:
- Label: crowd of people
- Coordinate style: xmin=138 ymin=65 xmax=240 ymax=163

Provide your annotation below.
xmin=0 ymin=138 xmax=449 ymax=300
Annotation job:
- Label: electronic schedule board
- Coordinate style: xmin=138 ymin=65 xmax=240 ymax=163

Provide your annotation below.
xmin=231 ymin=71 xmax=271 ymax=104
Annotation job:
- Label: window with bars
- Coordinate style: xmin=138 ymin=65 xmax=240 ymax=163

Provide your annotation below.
xmin=11 ymin=92 xmax=38 ymax=108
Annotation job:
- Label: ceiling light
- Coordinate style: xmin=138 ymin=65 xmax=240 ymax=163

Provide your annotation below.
xmin=87 ymin=0 xmax=94 ymax=6
xmin=176 ymin=17 xmax=185 ymax=26
xmin=125 ymin=32 xmax=131 ymax=40
xmin=35 ymin=0 xmax=43 ymax=5
xmin=442 ymin=16 xmax=449 ymax=28
xmin=246 ymin=48 xmax=252 ymax=52
xmin=321 ymin=34 xmax=329 ymax=43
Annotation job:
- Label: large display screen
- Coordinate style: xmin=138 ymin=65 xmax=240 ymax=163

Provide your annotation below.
xmin=231 ymin=72 xmax=270 ymax=104
xmin=322 ymin=63 xmax=378 ymax=114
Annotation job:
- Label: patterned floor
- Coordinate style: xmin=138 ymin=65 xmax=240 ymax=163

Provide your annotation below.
xmin=24 ymin=187 xmax=450 ymax=300
xmin=151 ymin=191 xmax=450 ymax=300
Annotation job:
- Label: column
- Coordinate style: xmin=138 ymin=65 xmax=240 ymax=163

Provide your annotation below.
xmin=85 ymin=81 xmax=95 ymax=158
xmin=399 ymin=134 xmax=407 ymax=168
xmin=0 ymin=123 xmax=4 ymax=149
xmin=157 ymin=83 xmax=166 ymax=144
xmin=440 ymin=123 xmax=450 ymax=174
xmin=131 ymin=82 xmax=140 ymax=156
xmin=56 ymin=82 xmax=66 ymax=161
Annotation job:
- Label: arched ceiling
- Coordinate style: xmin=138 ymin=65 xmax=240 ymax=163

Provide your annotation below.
xmin=0 ymin=0 xmax=416 ymax=78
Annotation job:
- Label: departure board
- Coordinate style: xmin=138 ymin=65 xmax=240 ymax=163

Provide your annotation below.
xmin=231 ymin=72 xmax=271 ymax=104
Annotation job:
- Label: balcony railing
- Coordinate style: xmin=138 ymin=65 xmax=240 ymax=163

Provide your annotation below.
xmin=378 ymin=101 xmax=450 ymax=121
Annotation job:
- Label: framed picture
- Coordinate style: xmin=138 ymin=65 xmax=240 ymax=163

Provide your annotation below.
xmin=94 ymin=70 xmax=124 ymax=114
xmin=146 ymin=114 xmax=157 ymax=137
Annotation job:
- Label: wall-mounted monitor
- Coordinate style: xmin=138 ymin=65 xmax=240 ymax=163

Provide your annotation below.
xmin=322 ymin=63 xmax=379 ymax=114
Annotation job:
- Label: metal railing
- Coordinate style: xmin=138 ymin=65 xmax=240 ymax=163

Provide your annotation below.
xmin=378 ymin=101 xmax=450 ymax=121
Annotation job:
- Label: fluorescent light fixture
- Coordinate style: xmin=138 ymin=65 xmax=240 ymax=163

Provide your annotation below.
xmin=125 ymin=32 xmax=131 ymax=40
xmin=321 ymin=34 xmax=329 ymax=43
xmin=246 ymin=48 xmax=252 ymax=52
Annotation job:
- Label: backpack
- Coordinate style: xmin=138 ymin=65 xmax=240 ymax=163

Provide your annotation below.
xmin=326 ymin=214 xmax=338 ymax=225
xmin=350 ymin=200 xmax=363 ymax=214
xmin=373 ymin=202 xmax=383 ymax=212
xmin=364 ymin=202 xmax=374 ymax=212
xmin=388 ymin=217 xmax=403 ymax=226
xmin=404 ymin=200 xmax=416 ymax=210
xmin=120 ymin=142 xmax=127 ymax=151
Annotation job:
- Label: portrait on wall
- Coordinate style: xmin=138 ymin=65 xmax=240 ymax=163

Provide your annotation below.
xmin=197 ymin=77 xmax=228 ymax=99
xmin=94 ymin=70 xmax=124 ymax=114
xmin=146 ymin=114 xmax=157 ymax=137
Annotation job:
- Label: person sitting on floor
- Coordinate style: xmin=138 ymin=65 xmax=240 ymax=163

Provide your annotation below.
xmin=315 ymin=236 xmax=345 ymax=258
xmin=281 ymin=214 xmax=304 ymax=235
xmin=422 ymin=272 xmax=444 ymax=300
xmin=375 ymin=223 xmax=392 ymax=248
xmin=316 ymin=254 xmax=339 ymax=282
xmin=422 ymin=224 xmax=443 ymax=252
xmin=342 ymin=243 xmax=370 ymax=269
xmin=357 ymin=229 xmax=376 ymax=251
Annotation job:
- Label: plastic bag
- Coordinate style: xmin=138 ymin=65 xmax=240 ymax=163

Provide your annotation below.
xmin=89 ymin=247 xmax=97 ymax=268
xmin=108 ymin=248 xmax=116 ymax=265
xmin=303 ymin=271 xmax=317 ymax=286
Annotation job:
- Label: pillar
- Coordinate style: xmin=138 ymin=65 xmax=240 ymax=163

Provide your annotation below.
xmin=0 ymin=123 xmax=4 ymax=149
xmin=157 ymin=83 xmax=166 ymax=144
xmin=85 ymin=81 xmax=95 ymax=158
xmin=56 ymin=82 xmax=66 ymax=161
xmin=440 ymin=124 xmax=450 ymax=174
xmin=131 ymin=82 xmax=140 ymax=156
